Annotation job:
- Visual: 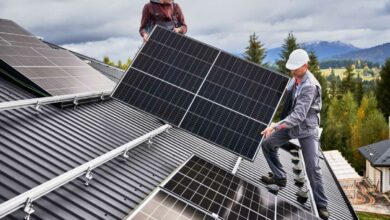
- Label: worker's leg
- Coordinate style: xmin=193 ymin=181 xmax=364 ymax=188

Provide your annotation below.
xmin=261 ymin=129 xmax=291 ymax=179
xmin=299 ymin=135 xmax=328 ymax=208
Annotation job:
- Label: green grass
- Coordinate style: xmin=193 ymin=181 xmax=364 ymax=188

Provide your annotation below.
xmin=357 ymin=211 xmax=390 ymax=220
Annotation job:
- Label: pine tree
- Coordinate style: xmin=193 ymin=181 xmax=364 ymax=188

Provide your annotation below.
xmin=308 ymin=51 xmax=328 ymax=127
xmin=276 ymin=32 xmax=300 ymax=75
xmin=340 ymin=65 xmax=356 ymax=95
xmin=355 ymin=73 xmax=364 ymax=104
xmin=244 ymin=33 xmax=267 ymax=65
xmin=377 ymin=58 xmax=390 ymax=117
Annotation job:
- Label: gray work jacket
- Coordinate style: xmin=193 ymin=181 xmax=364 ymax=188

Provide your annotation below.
xmin=275 ymin=70 xmax=322 ymax=138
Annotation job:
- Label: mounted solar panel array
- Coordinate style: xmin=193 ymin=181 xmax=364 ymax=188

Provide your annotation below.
xmin=0 ymin=18 xmax=115 ymax=96
xmin=130 ymin=155 xmax=319 ymax=220
xmin=113 ymin=26 xmax=289 ymax=160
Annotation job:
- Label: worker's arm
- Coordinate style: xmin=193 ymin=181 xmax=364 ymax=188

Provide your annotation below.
xmin=174 ymin=3 xmax=187 ymax=34
xmin=261 ymin=84 xmax=317 ymax=138
xmin=139 ymin=4 xmax=151 ymax=39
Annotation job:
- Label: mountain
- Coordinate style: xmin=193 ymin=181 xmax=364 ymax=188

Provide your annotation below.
xmin=329 ymin=43 xmax=390 ymax=64
xmin=264 ymin=41 xmax=360 ymax=64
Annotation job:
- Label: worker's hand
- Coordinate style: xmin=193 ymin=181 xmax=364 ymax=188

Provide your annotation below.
xmin=173 ymin=27 xmax=181 ymax=33
xmin=142 ymin=33 xmax=149 ymax=42
xmin=261 ymin=126 xmax=274 ymax=139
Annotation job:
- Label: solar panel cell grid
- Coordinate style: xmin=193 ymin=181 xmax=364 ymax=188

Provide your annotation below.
xmin=113 ymin=26 xmax=290 ymax=160
xmin=163 ymin=156 xmax=275 ymax=220
xmin=114 ymin=68 xmax=194 ymax=125
xmin=132 ymin=190 xmax=215 ymax=220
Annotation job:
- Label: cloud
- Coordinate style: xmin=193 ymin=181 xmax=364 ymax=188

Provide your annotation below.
xmin=1 ymin=0 xmax=390 ymax=62
xmin=62 ymin=37 xmax=141 ymax=62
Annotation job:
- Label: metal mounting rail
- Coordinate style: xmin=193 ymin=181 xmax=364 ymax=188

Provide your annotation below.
xmin=289 ymin=128 xmax=323 ymax=218
xmin=0 ymin=124 xmax=171 ymax=219
xmin=0 ymin=90 xmax=112 ymax=112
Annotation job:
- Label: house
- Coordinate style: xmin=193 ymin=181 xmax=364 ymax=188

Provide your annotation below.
xmin=359 ymin=139 xmax=390 ymax=193
xmin=0 ymin=18 xmax=357 ymax=220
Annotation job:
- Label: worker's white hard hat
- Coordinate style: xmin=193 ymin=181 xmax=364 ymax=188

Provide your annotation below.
xmin=285 ymin=49 xmax=310 ymax=70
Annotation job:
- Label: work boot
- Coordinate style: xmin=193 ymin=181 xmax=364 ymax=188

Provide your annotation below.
xmin=317 ymin=207 xmax=330 ymax=220
xmin=261 ymin=176 xmax=287 ymax=187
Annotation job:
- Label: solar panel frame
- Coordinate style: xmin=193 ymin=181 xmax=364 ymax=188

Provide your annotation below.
xmin=112 ymin=25 xmax=290 ymax=161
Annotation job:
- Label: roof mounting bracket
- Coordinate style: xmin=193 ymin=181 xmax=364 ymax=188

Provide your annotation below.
xmin=84 ymin=167 xmax=93 ymax=186
xmin=122 ymin=148 xmax=130 ymax=161
xmin=34 ymin=100 xmax=42 ymax=111
xmin=23 ymin=197 xmax=34 ymax=220
xmin=232 ymin=156 xmax=242 ymax=175
xmin=73 ymin=96 xmax=79 ymax=106
xmin=100 ymin=92 xmax=105 ymax=101
xmin=147 ymin=136 xmax=153 ymax=148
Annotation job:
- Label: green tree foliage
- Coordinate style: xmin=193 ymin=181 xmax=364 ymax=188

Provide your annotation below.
xmin=276 ymin=32 xmax=300 ymax=75
xmin=377 ymin=58 xmax=390 ymax=118
xmin=340 ymin=65 xmax=356 ymax=95
xmin=322 ymin=92 xmax=357 ymax=162
xmin=244 ymin=33 xmax=267 ymax=65
xmin=308 ymin=51 xmax=328 ymax=126
xmin=103 ymin=56 xmax=132 ymax=71
xmin=350 ymin=94 xmax=389 ymax=172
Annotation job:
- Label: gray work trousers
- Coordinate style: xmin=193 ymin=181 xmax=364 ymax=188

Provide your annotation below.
xmin=261 ymin=129 xmax=328 ymax=208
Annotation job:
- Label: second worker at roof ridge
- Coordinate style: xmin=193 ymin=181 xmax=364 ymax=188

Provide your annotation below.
xmin=139 ymin=0 xmax=188 ymax=42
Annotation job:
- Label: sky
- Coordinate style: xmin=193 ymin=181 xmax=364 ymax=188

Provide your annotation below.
xmin=1 ymin=0 xmax=390 ymax=62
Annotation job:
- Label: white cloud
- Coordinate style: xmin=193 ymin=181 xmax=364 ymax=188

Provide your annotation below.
xmin=62 ymin=37 xmax=142 ymax=62
xmin=1 ymin=0 xmax=390 ymax=61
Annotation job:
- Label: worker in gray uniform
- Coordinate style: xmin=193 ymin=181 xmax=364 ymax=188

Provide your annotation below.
xmin=260 ymin=49 xmax=330 ymax=219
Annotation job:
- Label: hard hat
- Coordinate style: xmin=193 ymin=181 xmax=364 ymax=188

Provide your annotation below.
xmin=285 ymin=49 xmax=310 ymax=70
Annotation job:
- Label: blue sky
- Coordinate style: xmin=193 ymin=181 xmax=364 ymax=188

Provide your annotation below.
xmin=1 ymin=0 xmax=390 ymax=62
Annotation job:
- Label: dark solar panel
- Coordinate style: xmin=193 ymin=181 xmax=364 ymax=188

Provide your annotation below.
xmin=160 ymin=155 xmax=319 ymax=220
xmin=163 ymin=156 xmax=275 ymax=220
xmin=0 ymin=45 xmax=115 ymax=96
xmin=130 ymin=190 xmax=215 ymax=220
xmin=113 ymin=26 xmax=289 ymax=160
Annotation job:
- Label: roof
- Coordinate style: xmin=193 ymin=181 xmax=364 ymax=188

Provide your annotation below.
xmin=0 ymin=31 xmax=358 ymax=220
xmin=323 ymin=150 xmax=362 ymax=181
xmin=359 ymin=139 xmax=390 ymax=167
xmin=43 ymin=40 xmax=125 ymax=83
xmin=0 ymin=72 xmax=357 ymax=220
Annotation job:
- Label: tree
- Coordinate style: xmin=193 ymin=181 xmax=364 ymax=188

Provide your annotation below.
xmin=276 ymin=32 xmax=300 ymax=75
xmin=340 ymin=65 xmax=356 ymax=95
xmin=377 ymin=58 xmax=390 ymax=118
xmin=355 ymin=74 xmax=364 ymax=104
xmin=350 ymin=94 xmax=389 ymax=172
xmin=322 ymin=92 xmax=357 ymax=162
xmin=308 ymin=51 xmax=328 ymax=127
xmin=244 ymin=33 xmax=267 ymax=65
xmin=103 ymin=56 xmax=132 ymax=71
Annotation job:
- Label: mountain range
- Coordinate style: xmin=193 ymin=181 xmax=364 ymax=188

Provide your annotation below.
xmin=262 ymin=41 xmax=390 ymax=65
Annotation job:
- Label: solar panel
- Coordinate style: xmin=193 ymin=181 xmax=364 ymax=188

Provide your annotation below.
xmin=0 ymin=45 xmax=115 ymax=96
xmin=112 ymin=26 xmax=289 ymax=160
xmin=160 ymin=155 xmax=319 ymax=220
xmin=129 ymin=190 xmax=215 ymax=220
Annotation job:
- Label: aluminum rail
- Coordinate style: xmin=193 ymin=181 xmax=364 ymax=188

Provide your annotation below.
xmin=297 ymin=148 xmax=319 ymax=217
xmin=0 ymin=90 xmax=112 ymax=112
xmin=0 ymin=124 xmax=171 ymax=219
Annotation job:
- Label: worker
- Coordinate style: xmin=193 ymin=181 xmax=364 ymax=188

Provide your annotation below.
xmin=260 ymin=49 xmax=330 ymax=219
xmin=139 ymin=0 xmax=187 ymax=42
